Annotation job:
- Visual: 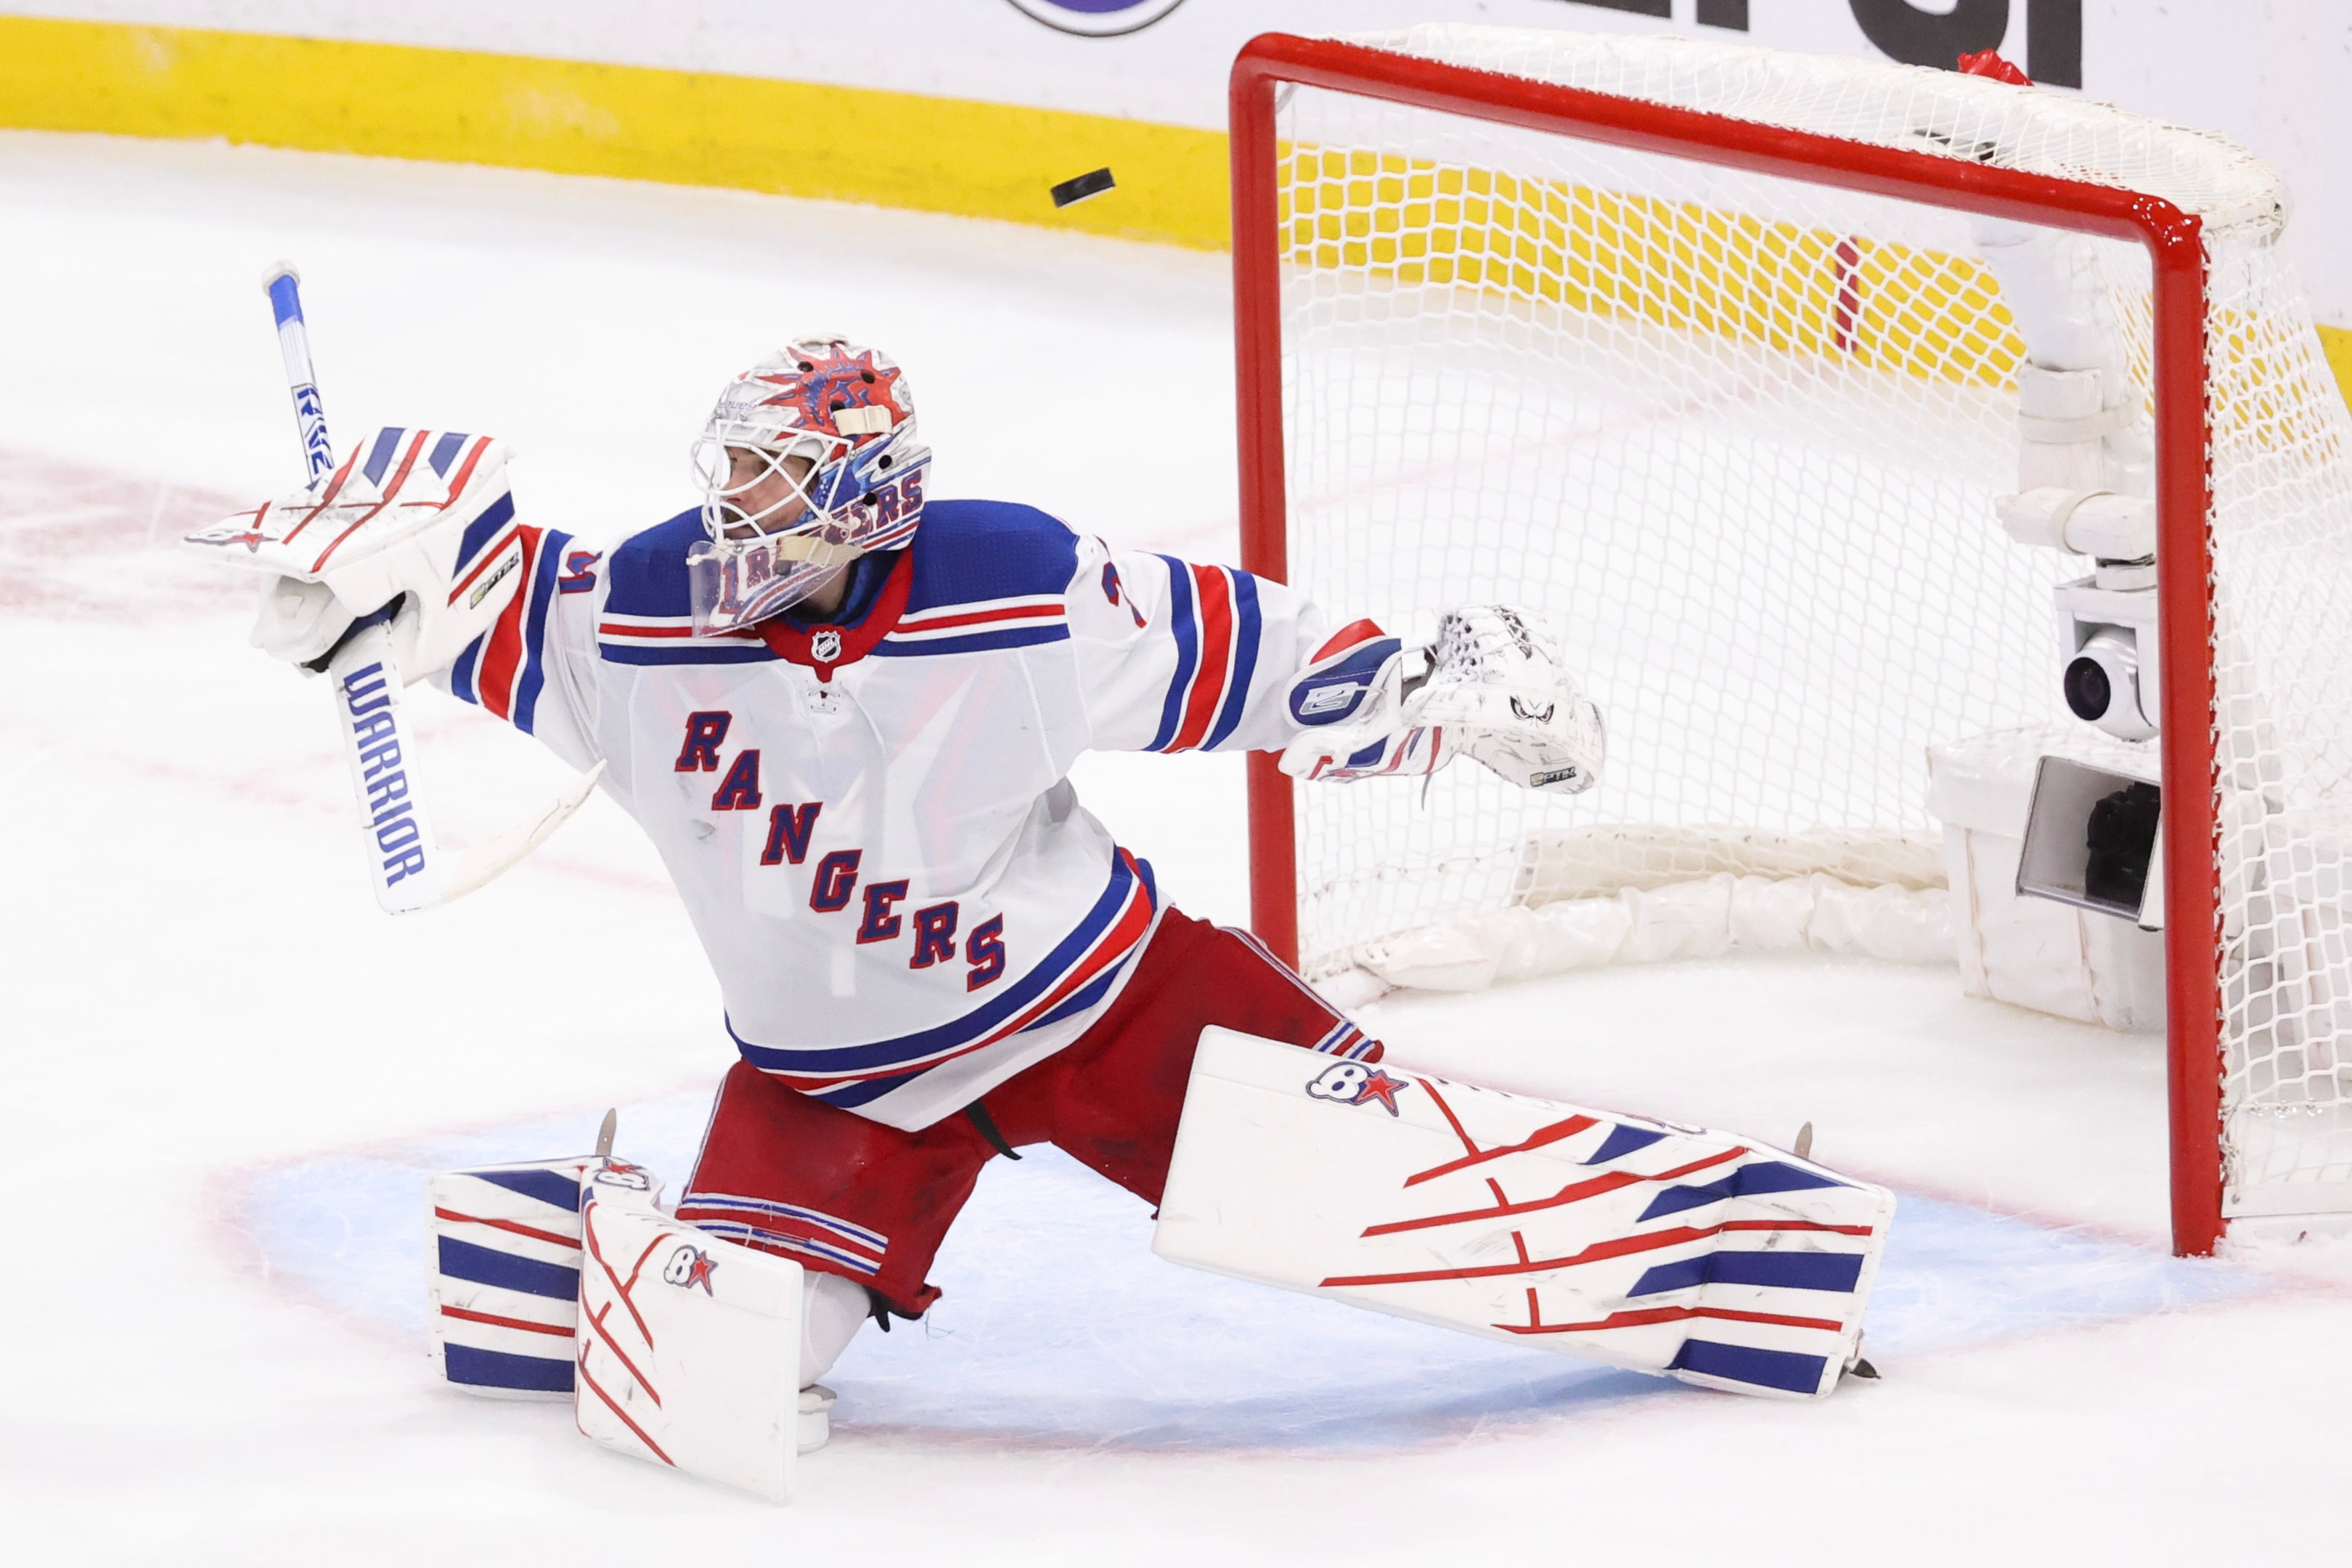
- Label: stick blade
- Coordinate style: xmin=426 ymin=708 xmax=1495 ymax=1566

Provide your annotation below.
xmin=439 ymin=761 xmax=608 ymax=905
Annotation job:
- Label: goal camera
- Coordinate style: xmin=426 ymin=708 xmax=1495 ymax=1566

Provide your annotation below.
xmin=2049 ymin=566 xmax=2161 ymax=745
xmin=2062 ymin=623 xmax=2157 ymax=741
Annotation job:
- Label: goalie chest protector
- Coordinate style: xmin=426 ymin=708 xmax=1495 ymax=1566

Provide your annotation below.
xmin=513 ymin=501 xmax=1169 ymax=1131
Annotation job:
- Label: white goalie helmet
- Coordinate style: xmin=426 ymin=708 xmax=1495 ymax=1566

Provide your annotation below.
xmin=685 ymin=336 xmax=933 ymax=634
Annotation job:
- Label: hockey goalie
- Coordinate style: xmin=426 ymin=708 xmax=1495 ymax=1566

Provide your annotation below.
xmin=206 ymin=337 xmax=1891 ymax=1495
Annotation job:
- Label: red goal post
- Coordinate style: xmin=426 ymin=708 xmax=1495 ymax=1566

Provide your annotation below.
xmin=1227 ymin=30 xmax=2224 ymax=1256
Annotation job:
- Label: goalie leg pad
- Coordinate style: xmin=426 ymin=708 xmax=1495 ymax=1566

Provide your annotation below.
xmin=1153 ymin=1029 xmax=1893 ymax=1400
xmin=427 ymin=1155 xmax=627 ymax=1400
xmin=576 ymin=1169 xmax=807 ymax=1503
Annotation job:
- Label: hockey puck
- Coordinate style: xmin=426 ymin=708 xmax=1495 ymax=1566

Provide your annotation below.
xmin=1051 ymin=168 xmax=1116 ymax=208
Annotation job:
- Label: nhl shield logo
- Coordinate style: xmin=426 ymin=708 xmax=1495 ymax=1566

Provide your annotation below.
xmin=811 ymin=628 xmax=844 ymax=663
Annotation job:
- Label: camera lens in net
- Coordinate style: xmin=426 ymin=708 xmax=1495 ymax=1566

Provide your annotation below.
xmin=2065 ymin=655 xmax=2112 ymax=722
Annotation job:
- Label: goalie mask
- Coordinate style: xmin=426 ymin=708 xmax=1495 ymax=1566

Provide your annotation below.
xmin=686 ymin=337 xmax=932 ymax=634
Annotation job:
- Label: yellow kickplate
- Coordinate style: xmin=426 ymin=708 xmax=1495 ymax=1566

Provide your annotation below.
xmin=0 ymin=17 xmax=1230 ymax=250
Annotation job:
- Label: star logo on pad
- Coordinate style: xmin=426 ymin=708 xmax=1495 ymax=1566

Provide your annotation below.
xmin=1306 ymin=1061 xmax=1409 ymax=1116
xmin=1352 ymin=1069 xmax=1405 ymax=1115
xmin=662 ymin=1243 xmax=718 ymax=1294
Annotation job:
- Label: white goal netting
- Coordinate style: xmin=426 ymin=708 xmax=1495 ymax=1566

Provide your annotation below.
xmin=1271 ymin=26 xmax=2352 ymax=1215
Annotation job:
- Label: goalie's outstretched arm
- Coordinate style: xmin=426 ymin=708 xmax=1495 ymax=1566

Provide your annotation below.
xmin=1063 ymin=541 xmax=1601 ymax=793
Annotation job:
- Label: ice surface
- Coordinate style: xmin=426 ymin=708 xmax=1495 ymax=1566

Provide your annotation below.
xmin=5 ymin=131 xmax=2351 ymax=1563
xmin=241 ymin=1093 xmax=2262 ymax=1455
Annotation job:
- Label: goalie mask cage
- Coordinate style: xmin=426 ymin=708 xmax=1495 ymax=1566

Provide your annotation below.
xmin=1230 ymin=27 xmax=2352 ymax=1257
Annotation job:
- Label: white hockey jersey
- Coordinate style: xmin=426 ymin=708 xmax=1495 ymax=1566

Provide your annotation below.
xmin=444 ymin=499 xmax=1396 ymax=1130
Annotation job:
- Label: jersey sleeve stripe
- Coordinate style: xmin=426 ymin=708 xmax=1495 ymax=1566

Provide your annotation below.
xmin=1146 ymin=555 xmax=1200 ymax=752
xmin=511 ymin=528 xmax=568 ymax=735
xmin=450 ymin=633 xmax=482 ymax=706
xmin=1203 ymin=568 xmax=1263 ymax=750
xmin=1171 ymin=565 xmax=1235 ymax=750
xmin=474 ymin=528 xmax=542 ymax=722
xmin=464 ymin=526 xmax=571 ymax=731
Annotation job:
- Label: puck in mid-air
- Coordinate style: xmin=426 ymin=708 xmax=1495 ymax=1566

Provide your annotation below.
xmin=1051 ymin=168 xmax=1116 ymax=208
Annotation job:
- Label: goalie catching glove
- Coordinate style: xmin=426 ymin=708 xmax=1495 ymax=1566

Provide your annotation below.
xmin=187 ymin=426 xmax=525 ymax=682
xmin=1280 ymin=605 xmax=1604 ymax=793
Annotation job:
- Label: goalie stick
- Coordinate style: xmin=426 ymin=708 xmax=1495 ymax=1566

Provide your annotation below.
xmin=262 ymin=264 xmax=600 ymax=912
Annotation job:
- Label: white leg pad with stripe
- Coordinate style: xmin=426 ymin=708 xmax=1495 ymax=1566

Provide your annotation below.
xmin=1153 ymin=1028 xmax=1895 ymax=1400
xmin=575 ymin=1167 xmax=807 ymax=1503
xmin=428 ymin=1155 xmax=619 ymax=1400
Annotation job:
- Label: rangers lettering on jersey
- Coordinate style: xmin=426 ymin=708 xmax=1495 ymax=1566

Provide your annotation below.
xmin=440 ymin=499 xmax=1333 ymax=1130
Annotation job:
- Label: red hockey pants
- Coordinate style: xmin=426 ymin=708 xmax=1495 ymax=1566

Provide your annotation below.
xmin=677 ymin=909 xmax=1380 ymax=1315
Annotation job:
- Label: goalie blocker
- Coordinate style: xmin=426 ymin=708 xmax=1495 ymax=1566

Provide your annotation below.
xmin=1154 ymin=1029 xmax=1892 ymax=1399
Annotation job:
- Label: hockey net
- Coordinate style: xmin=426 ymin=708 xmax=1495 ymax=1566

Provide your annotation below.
xmin=1236 ymin=26 xmax=2352 ymax=1243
